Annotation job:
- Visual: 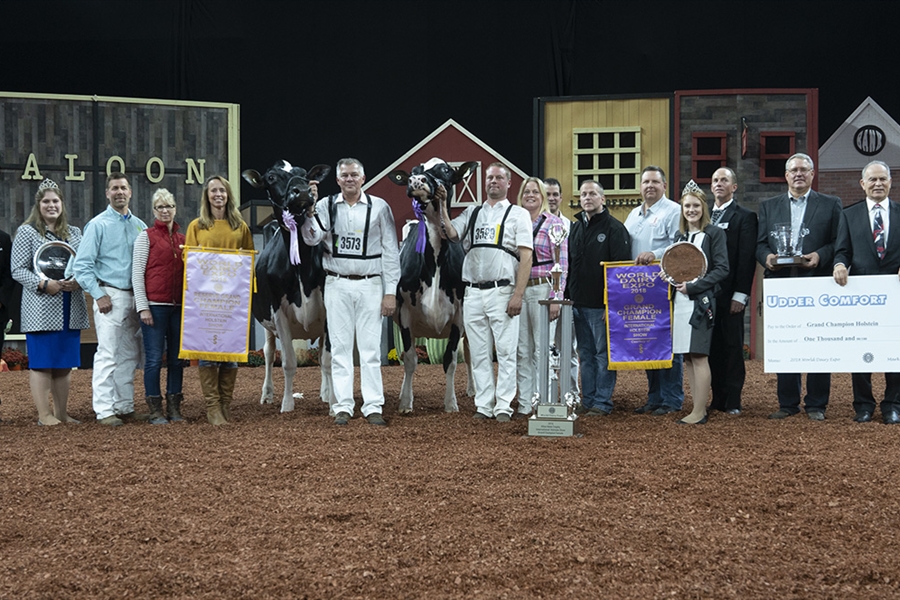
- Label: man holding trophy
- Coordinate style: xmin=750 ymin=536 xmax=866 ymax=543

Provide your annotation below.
xmin=757 ymin=153 xmax=842 ymax=420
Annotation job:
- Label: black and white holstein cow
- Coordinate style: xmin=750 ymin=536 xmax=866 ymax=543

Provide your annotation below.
xmin=242 ymin=160 xmax=333 ymax=413
xmin=388 ymin=158 xmax=478 ymax=413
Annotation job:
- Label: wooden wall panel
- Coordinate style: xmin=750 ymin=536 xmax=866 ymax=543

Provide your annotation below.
xmin=542 ymin=97 xmax=671 ymax=223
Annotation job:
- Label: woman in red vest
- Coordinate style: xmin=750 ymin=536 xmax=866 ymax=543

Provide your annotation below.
xmin=132 ymin=188 xmax=186 ymax=424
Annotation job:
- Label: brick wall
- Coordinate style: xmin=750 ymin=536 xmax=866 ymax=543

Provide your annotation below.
xmin=818 ymin=170 xmax=863 ymax=206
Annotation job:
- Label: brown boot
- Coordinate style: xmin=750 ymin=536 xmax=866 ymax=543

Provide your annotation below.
xmin=166 ymin=393 xmax=185 ymax=423
xmin=199 ymin=366 xmax=226 ymax=426
xmin=145 ymin=395 xmax=168 ymax=425
xmin=218 ymin=368 xmax=238 ymax=423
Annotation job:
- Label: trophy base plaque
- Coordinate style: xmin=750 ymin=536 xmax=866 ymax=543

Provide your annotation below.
xmin=528 ymin=413 xmax=579 ymax=437
xmin=774 ymin=255 xmax=806 ymax=266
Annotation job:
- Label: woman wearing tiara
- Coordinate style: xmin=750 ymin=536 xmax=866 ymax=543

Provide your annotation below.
xmin=668 ymin=180 xmax=729 ymax=424
xmin=10 ymin=179 xmax=90 ymax=425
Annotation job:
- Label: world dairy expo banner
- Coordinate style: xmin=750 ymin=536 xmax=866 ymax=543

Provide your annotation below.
xmin=763 ymin=274 xmax=900 ymax=373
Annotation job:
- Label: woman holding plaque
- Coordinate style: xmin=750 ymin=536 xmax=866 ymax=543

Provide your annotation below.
xmin=185 ymin=175 xmax=254 ymax=425
xmin=515 ymin=177 xmax=568 ymax=416
xmin=133 ymin=188 xmax=186 ymax=425
xmin=10 ymin=179 xmax=89 ymax=425
xmin=667 ymin=181 xmax=729 ymax=424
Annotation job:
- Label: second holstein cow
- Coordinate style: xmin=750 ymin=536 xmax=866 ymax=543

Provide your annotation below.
xmin=242 ymin=160 xmax=334 ymax=413
xmin=389 ymin=158 xmax=478 ymax=412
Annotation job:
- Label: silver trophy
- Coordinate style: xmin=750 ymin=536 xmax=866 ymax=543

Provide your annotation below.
xmin=771 ymin=222 xmax=809 ymax=265
xmin=33 ymin=241 xmax=76 ymax=280
xmin=547 ymin=222 xmax=568 ymax=300
xmin=528 ymin=222 xmax=580 ymax=438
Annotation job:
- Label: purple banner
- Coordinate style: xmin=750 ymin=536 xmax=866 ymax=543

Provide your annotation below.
xmin=604 ymin=262 xmax=673 ymax=370
xmin=179 ymin=248 xmax=255 ymax=361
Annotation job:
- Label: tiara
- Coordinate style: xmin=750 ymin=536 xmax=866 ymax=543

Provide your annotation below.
xmin=38 ymin=178 xmax=60 ymax=193
xmin=682 ymin=179 xmax=703 ymax=196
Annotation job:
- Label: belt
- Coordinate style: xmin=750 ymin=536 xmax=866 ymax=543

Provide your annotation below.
xmin=527 ymin=276 xmax=551 ymax=287
xmin=99 ymin=281 xmax=133 ymax=292
xmin=467 ymin=279 xmax=511 ymax=290
xmin=325 ymin=270 xmax=381 ymax=281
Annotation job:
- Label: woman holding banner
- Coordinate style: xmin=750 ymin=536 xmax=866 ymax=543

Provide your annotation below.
xmin=10 ymin=179 xmax=89 ymax=425
xmin=669 ymin=181 xmax=729 ymax=425
xmin=515 ymin=177 xmax=568 ymax=416
xmin=185 ymin=175 xmax=254 ymax=425
xmin=133 ymin=188 xmax=186 ymax=425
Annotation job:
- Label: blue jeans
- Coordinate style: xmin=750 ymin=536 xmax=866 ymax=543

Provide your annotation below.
xmin=573 ymin=306 xmax=616 ymax=413
xmin=646 ymin=353 xmax=684 ymax=410
xmin=140 ymin=305 xmax=185 ymax=397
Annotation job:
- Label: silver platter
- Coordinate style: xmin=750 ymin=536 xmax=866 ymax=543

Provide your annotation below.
xmin=33 ymin=241 xmax=76 ymax=281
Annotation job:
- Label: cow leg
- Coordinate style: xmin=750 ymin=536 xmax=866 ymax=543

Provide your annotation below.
xmin=398 ymin=325 xmax=415 ymax=414
xmin=319 ymin=335 xmax=336 ymax=416
xmin=441 ymin=325 xmax=462 ymax=412
xmin=272 ymin=313 xmax=298 ymax=413
xmin=260 ymin=328 xmax=277 ymax=404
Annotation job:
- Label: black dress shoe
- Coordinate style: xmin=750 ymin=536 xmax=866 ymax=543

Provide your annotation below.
xmin=853 ymin=410 xmax=873 ymax=423
xmin=634 ymin=403 xmax=659 ymax=414
xmin=677 ymin=416 xmax=708 ymax=425
xmin=651 ymin=406 xmax=678 ymax=416
xmin=883 ymin=410 xmax=900 ymax=425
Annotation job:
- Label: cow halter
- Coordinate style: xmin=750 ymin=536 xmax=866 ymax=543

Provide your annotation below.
xmin=281 ymin=211 xmax=302 ymax=265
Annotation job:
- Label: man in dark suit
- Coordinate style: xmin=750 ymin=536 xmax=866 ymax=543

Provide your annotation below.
xmin=758 ymin=153 xmax=842 ymax=420
xmin=0 ymin=228 xmax=15 ymax=420
xmin=708 ymin=167 xmax=758 ymax=414
xmin=833 ymin=160 xmax=900 ymax=425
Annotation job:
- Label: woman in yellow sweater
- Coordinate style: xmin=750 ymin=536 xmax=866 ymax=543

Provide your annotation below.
xmin=185 ymin=175 xmax=254 ymax=425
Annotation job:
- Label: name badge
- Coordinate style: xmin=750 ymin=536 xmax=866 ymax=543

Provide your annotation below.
xmin=336 ymin=233 xmax=364 ymax=255
xmin=474 ymin=224 xmax=500 ymax=244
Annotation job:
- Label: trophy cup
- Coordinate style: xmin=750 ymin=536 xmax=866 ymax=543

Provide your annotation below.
xmin=771 ymin=222 xmax=809 ymax=266
xmin=33 ymin=241 xmax=76 ymax=281
xmin=529 ymin=222 xmax=580 ymax=437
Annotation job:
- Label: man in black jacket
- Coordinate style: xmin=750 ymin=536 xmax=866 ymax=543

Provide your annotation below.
xmin=708 ymin=168 xmax=758 ymax=415
xmin=0 ymin=228 xmax=15 ymax=420
xmin=757 ymin=153 xmax=842 ymax=420
xmin=565 ymin=181 xmax=632 ymax=416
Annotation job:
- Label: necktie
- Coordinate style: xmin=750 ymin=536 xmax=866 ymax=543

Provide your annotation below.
xmin=873 ymin=204 xmax=885 ymax=260
xmin=711 ymin=208 xmax=724 ymax=225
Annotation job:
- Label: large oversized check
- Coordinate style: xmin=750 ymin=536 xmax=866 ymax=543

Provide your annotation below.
xmin=763 ymin=274 xmax=900 ymax=373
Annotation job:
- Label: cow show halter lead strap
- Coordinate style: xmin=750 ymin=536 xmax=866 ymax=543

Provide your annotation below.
xmin=323 ymin=193 xmax=381 ymax=260
xmin=468 ymin=204 xmax=519 ymax=260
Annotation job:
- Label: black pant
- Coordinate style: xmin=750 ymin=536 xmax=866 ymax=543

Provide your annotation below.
xmin=709 ymin=303 xmax=745 ymax=411
xmin=851 ymin=372 xmax=900 ymax=415
xmin=776 ymin=372 xmax=830 ymax=414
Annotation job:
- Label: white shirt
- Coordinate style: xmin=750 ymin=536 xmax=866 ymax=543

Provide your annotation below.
xmin=450 ymin=199 xmax=533 ymax=284
xmin=624 ymin=196 xmax=681 ymax=260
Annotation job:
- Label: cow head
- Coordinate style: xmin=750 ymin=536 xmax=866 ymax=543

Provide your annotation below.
xmin=243 ymin=160 xmax=331 ymax=265
xmin=388 ymin=158 xmax=478 ymax=214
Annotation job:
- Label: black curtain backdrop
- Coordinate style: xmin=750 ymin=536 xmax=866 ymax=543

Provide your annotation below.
xmin=2 ymin=0 xmax=899 ymax=206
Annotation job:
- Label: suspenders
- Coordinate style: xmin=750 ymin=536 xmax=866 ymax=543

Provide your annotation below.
xmin=468 ymin=204 xmax=519 ymax=260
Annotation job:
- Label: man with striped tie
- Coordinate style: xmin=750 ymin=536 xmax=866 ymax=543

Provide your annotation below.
xmin=833 ymin=160 xmax=900 ymax=424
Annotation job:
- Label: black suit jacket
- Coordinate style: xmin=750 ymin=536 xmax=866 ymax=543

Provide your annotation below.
xmin=834 ymin=199 xmax=900 ymax=275
xmin=756 ymin=191 xmax=843 ymax=278
xmin=0 ymin=229 xmax=14 ymax=327
xmin=710 ymin=200 xmax=758 ymax=304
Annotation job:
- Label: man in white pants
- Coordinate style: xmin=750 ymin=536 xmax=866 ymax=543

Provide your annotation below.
xmin=73 ymin=173 xmax=148 ymax=426
xmin=440 ymin=163 xmax=533 ymax=422
xmin=302 ymin=158 xmax=400 ymax=426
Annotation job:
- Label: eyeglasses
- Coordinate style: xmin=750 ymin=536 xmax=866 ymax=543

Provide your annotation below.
xmin=154 ymin=204 xmax=176 ymax=211
xmin=787 ymin=168 xmax=812 ymax=175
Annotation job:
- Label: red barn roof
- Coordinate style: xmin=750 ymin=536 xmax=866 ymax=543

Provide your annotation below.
xmin=364 ymin=119 xmax=529 ymax=239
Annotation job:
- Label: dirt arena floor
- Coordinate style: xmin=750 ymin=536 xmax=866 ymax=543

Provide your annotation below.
xmin=1 ymin=360 xmax=899 ymax=599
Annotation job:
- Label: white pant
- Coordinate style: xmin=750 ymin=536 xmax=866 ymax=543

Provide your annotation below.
xmin=516 ymin=283 xmax=550 ymax=412
xmin=464 ymin=284 xmax=519 ymax=417
xmin=92 ymin=287 xmax=143 ymax=419
xmin=324 ymin=275 xmax=385 ymax=417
